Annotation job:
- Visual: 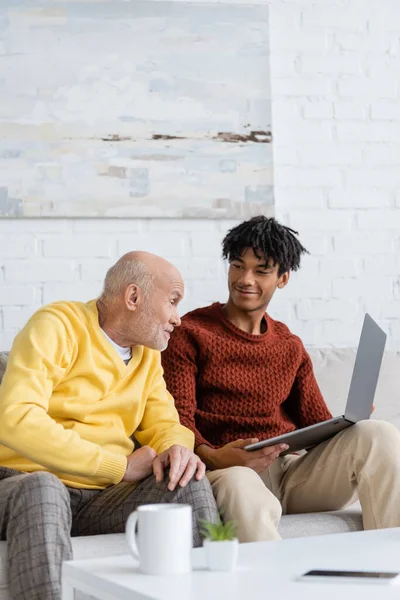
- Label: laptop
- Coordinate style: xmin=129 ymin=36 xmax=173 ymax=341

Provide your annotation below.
xmin=245 ymin=314 xmax=387 ymax=455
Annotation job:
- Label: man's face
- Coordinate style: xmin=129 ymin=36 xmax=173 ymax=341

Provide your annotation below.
xmin=227 ymin=248 xmax=289 ymax=312
xmin=137 ymin=275 xmax=184 ymax=351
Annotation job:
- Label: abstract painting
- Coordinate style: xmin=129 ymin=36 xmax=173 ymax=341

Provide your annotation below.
xmin=0 ymin=1 xmax=273 ymax=218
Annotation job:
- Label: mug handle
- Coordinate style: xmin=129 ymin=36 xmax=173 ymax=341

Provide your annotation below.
xmin=126 ymin=511 xmax=140 ymax=560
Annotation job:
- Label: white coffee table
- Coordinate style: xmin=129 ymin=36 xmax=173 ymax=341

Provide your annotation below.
xmin=62 ymin=528 xmax=400 ymax=600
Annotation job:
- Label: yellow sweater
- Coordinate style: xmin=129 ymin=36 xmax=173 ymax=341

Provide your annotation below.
xmin=0 ymin=300 xmax=194 ymax=489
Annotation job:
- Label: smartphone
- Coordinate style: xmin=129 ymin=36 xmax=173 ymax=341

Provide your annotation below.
xmin=298 ymin=569 xmax=400 ymax=585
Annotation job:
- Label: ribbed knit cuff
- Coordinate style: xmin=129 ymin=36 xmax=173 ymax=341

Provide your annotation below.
xmin=155 ymin=431 xmax=195 ymax=455
xmin=96 ymin=452 xmax=127 ymax=484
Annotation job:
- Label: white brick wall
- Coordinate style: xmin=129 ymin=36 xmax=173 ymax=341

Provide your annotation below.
xmin=274 ymin=0 xmax=400 ymax=349
xmin=0 ymin=218 xmax=230 ymax=349
xmin=1 ymin=0 xmax=400 ymax=351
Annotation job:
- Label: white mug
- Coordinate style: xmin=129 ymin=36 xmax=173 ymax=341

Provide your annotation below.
xmin=126 ymin=503 xmax=192 ymax=575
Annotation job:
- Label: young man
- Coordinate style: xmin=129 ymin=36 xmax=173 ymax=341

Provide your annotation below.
xmin=0 ymin=251 xmax=218 ymax=600
xmin=162 ymin=216 xmax=400 ymax=543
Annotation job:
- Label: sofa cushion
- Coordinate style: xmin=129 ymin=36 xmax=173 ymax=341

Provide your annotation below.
xmin=0 ymin=353 xmax=8 ymax=385
xmin=278 ymin=507 xmax=363 ymax=539
xmin=309 ymin=349 xmax=400 ymax=429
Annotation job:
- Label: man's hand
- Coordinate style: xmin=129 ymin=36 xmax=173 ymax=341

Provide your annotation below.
xmin=153 ymin=445 xmax=206 ymax=491
xmin=122 ymin=446 xmax=157 ymax=483
xmin=197 ymin=439 xmax=289 ymax=473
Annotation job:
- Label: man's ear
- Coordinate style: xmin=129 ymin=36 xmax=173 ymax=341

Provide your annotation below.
xmin=277 ymin=271 xmax=290 ymax=289
xmin=125 ymin=284 xmax=141 ymax=311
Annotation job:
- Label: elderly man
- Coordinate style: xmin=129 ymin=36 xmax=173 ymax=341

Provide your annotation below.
xmin=0 ymin=251 xmax=218 ymax=600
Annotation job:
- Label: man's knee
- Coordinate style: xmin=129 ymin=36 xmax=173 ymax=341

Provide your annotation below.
xmin=208 ymin=466 xmax=282 ymax=536
xmin=209 ymin=465 xmax=265 ymax=491
xmin=178 ymin=476 xmax=219 ymax=519
xmin=209 ymin=466 xmax=281 ymax=514
xmin=11 ymin=471 xmax=70 ymax=518
xmin=184 ymin=473 xmax=214 ymax=497
xmin=17 ymin=470 xmax=68 ymax=494
xmin=350 ymin=419 xmax=400 ymax=448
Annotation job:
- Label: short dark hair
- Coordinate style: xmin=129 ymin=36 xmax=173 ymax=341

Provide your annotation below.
xmin=222 ymin=216 xmax=308 ymax=276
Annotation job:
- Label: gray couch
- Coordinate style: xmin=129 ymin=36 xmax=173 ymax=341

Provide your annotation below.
xmin=0 ymin=348 xmax=399 ymax=598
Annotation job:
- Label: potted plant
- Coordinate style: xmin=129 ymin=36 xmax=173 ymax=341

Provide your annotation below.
xmin=200 ymin=518 xmax=239 ymax=571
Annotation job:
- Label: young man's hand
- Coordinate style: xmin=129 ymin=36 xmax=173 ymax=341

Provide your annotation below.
xmin=197 ymin=439 xmax=288 ymax=473
xmin=122 ymin=446 xmax=157 ymax=483
xmin=152 ymin=445 xmax=206 ymax=491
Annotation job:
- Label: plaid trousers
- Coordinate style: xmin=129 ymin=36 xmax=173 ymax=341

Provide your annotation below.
xmin=0 ymin=466 xmax=218 ymax=600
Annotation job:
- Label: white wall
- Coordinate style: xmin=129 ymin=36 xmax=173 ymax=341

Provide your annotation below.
xmin=1 ymin=0 xmax=400 ymax=350
xmin=271 ymin=0 xmax=400 ymax=348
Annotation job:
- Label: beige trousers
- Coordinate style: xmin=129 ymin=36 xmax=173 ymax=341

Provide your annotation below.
xmin=207 ymin=420 xmax=400 ymax=542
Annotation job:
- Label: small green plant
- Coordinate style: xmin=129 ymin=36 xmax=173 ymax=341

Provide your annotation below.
xmin=200 ymin=518 xmax=237 ymax=542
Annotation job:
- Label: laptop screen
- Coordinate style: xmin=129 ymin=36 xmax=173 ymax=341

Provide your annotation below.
xmin=345 ymin=314 xmax=386 ymax=423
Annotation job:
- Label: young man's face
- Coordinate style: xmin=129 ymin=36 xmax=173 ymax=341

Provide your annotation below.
xmin=227 ymin=248 xmax=289 ymax=313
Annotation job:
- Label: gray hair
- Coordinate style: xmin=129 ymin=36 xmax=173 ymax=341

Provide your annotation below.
xmin=100 ymin=258 xmax=154 ymax=304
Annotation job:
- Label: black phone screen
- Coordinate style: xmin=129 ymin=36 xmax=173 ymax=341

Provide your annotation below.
xmin=304 ymin=570 xmax=399 ymax=580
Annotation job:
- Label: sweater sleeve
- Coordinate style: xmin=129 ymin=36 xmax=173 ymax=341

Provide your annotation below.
xmin=162 ymin=326 xmax=214 ymax=449
xmin=283 ymin=344 xmax=333 ymax=428
xmin=134 ymin=354 xmax=194 ymax=453
xmin=0 ymin=311 xmax=127 ymax=486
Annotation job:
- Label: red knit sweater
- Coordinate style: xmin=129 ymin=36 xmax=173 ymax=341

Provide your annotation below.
xmin=162 ymin=303 xmax=332 ymax=449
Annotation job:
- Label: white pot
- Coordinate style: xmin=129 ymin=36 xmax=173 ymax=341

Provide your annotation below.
xmin=203 ymin=538 xmax=239 ymax=571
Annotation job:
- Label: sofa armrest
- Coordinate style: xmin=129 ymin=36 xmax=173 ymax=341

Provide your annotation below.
xmin=0 ymin=352 xmax=9 ymax=385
